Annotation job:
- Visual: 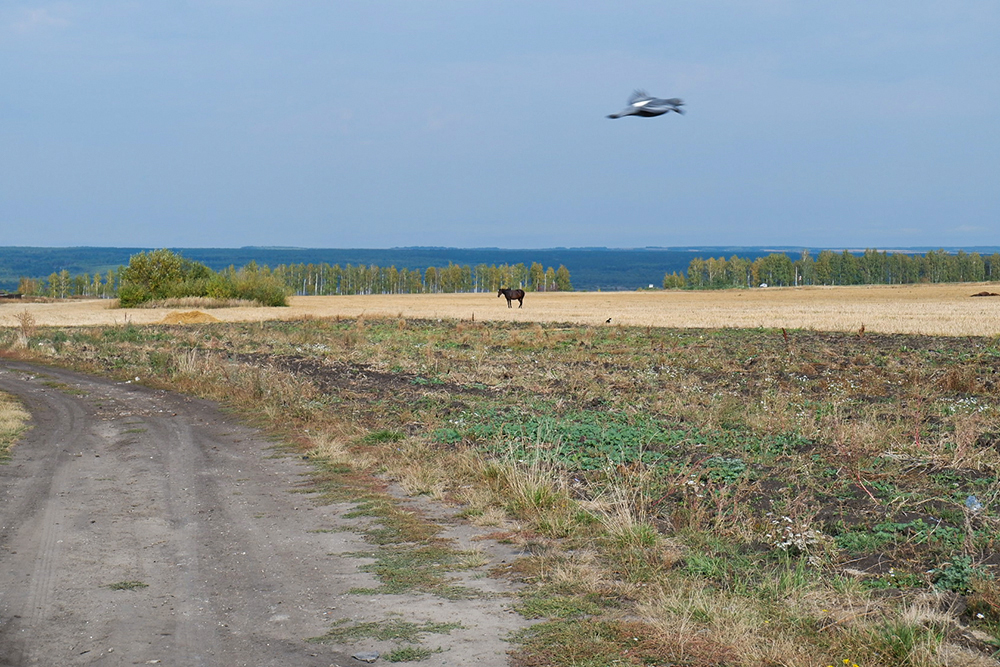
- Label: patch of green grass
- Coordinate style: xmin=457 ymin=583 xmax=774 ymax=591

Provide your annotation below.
xmin=933 ymin=555 xmax=994 ymax=594
xmin=363 ymin=429 xmax=405 ymax=443
xmin=460 ymin=410 xmax=809 ymax=473
xmin=516 ymin=594 xmax=603 ymax=620
xmin=876 ymin=618 xmax=947 ymax=666
xmin=344 ymin=496 xmax=441 ymax=544
xmin=101 ymin=325 xmax=169 ymax=343
xmin=385 ymin=646 xmax=442 ymax=662
xmin=511 ymin=618 xmax=730 ymax=667
xmin=682 ymin=552 xmax=742 ymax=583
xmin=347 ymin=544 xmax=484 ymax=599
xmin=861 ymin=571 xmax=926 ymax=590
xmin=464 ymin=411 xmax=690 ymax=471
xmin=833 ymin=528 xmax=901 ymax=553
xmin=309 ymin=617 xmax=462 ymax=644
xmin=107 ymin=580 xmax=148 ymax=590
xmin=308 ymin=527 xmax=351 ymax=533
xmin=834 ymin=518 xmax=965 ymax=555
xmin=703 ymin=456 xmax=747 ymax=484
xmin=40 ymin=380 xmax=87 ymax=396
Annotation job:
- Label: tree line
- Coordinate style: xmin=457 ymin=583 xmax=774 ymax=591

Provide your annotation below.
xmin=272 ymin=261 xmax=571 ymax=295
xmin=16 ymin=253 xmax=573 ymax=300
xmin=665 ymin=249 xmax=1000 ymax=289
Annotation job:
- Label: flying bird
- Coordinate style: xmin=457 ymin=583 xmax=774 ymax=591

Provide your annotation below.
xmin=607 ymin=90 xmax=684 ymax=119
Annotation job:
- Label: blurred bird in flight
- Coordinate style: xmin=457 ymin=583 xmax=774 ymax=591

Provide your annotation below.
xmin=607 ymin=90 xmax=684 ymax=119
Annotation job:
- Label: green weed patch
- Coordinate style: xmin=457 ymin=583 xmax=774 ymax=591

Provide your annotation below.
xmin=347 ymin=544 xmax=485 ymax=599
xmin=310 ymin=617 xmax=462 ymax=644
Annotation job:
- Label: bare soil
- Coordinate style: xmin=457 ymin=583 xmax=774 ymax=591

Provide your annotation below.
xmin=0 ymin=361 xmax=525 ymax=666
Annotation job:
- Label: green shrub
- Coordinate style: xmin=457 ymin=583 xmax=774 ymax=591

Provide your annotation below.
xmin=117 ymin=250 xmax=289 ymax=307
xmin=118 ymin=249 xmax=187 ymax=307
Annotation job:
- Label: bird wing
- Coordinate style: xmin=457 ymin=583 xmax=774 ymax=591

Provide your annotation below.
xmin=628 ymin=91 xmax=684 ymax=108
xmin=627 ymin=89 xmax=652 ymax=106
xmin=645 ymin=97 xmax=683 ymax=108
xmin=641 ymin=97 xmax=685 ymax=113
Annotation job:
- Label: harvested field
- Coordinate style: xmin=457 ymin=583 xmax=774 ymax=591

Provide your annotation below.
xmin=1 ymin=282 xmax=999 ymax=335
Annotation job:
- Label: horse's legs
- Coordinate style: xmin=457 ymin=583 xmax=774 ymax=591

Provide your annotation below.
xmin=517 ymin=298 xmax=523 ymax=308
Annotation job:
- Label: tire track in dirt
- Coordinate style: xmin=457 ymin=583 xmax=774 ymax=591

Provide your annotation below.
xmin=19 ymin=390 xmax=76 ymax=641
xmin=0 ymin=361 xmax=525 ymax=666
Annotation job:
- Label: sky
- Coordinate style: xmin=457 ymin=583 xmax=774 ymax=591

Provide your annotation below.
xmin=2 ymin=2 xmax=999 ymax=250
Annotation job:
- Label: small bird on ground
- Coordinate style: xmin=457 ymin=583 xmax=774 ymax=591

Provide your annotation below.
xmin=606 ymin=318 xmax=612 ymax=324
xmin=607 ymin=90 xmax=684 ymax=119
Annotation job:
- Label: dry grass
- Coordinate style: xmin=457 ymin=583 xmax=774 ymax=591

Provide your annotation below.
xmin=308 ymin=430 xmax=375 ymax=470
xmin=0 ymin=391 xmax=30 ymax=461
xmin=1 ymin=282 xmax=999 ymax=335
xmin=127 ymin=296 xmax=263 ymax=309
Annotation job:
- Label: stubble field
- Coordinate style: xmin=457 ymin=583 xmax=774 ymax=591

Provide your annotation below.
xmin=1 ymin=282 xmax=998 ymax=336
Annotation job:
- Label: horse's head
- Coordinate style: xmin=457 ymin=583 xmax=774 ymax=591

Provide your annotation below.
xmin=497 ymin=288 xmax=504 ymax=297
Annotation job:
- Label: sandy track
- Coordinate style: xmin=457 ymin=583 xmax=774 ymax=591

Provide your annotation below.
xmin=0 ymin=362 xmax=522 ymax=666
xmin=1 ymin=282 xmax=999 ymax=335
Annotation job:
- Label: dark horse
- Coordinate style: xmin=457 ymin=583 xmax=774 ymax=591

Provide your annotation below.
xmin=498 ymin=288 xmax=525 ymax=308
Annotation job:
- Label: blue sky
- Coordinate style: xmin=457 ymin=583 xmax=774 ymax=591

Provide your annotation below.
xmin=2 ymin=2 xmax=998 ymax=249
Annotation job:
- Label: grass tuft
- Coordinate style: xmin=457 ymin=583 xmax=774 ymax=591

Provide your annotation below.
xmin=0 ymin=391 xmax=30 ymax=463
xmin=309 ymin=617 xmax=462 ymax=644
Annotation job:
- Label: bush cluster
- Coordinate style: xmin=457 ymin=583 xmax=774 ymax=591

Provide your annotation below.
xmin=118 ymin=249 xmax=289 ymax=307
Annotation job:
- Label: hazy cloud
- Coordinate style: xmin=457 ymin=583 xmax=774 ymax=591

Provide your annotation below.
xmin=8 ymin=6 xmax=69 ymax=33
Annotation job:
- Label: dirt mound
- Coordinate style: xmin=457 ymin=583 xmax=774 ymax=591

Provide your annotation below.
xmin=971 ymin=291 xmax=999 ymax=297
xmin=159 ymin=310 xmax=220 ymax=324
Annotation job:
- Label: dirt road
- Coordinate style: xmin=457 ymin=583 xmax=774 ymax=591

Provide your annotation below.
xmin=0 ymin=361 xmax=522 ymax=666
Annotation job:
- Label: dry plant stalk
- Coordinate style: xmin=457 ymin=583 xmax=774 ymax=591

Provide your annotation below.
xmin=13 ymin=310 xmax=36 ymax=348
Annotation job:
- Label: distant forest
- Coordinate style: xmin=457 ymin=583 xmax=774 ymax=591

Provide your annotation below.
xmin=0 ymin=246 xmax=776 ymax=293
xmin=11 ymin=254 xmax=573 ymax=299
xmin=672 ymin=249 xmax=1000 ymax=289
xmin=2 ymin=246 xmax=999 ymax=296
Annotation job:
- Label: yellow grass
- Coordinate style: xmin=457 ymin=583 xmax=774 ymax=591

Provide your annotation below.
xmin=1 ymin=282 xmax=999 ymax=336
xmin=0 ymin=391 xmax=30 ymax=458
